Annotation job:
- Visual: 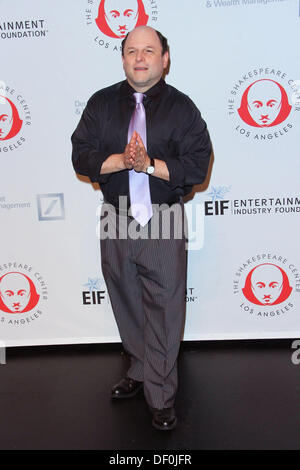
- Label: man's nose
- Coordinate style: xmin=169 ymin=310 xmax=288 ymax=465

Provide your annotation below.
xmin=136 ymin=51 xmax=145 ymax=62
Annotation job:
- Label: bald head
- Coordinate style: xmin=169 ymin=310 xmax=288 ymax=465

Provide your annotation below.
xmin=121 ymin=25 xmax=169 ymax=93
xmin=121 ymin=26 xmax=169 ymax=57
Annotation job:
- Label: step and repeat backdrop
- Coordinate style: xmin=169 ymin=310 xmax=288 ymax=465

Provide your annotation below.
xmin=1 ymin=0 xmax=300 ymax=346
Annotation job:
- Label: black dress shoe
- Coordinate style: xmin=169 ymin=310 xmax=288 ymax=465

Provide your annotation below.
xmin=111 ymin=376 xmax=143 ymax=399
xmin=151 ymin=407 xmax=177 ymax=431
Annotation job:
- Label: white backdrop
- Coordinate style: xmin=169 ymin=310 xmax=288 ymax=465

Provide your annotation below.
xmin=1 ymin=0 xmax=300 ymax=346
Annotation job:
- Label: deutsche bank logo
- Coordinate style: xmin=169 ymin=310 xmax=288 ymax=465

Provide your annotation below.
xmin=37 ymin=193 xmax=65 ymax=221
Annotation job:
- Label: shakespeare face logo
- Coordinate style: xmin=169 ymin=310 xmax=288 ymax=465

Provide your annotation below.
xmin=0 ymin=272 xmax=40 ymax=313
xmin=233 ymin=253 xmax=300 ymax=319
xmin=95 ymin=0 xmax=149 ymax=38
xmin=0 ymin=96 xmax=23 ymax=140
xmin=238 ymin=79 xmax=292 ymax=128
xmin=228 ymin=68 xmax=300 ymax=140
xmin=0 ymin=84 xmax=31 ymax=152
xmin=242 ymin=263 xmax=292 ymax=306
xmin=85 ymin=0 xmax=159 ymax=52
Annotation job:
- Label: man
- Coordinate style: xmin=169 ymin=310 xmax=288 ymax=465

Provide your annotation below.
xmin=72 ymin=26 xmax=211 ymax=430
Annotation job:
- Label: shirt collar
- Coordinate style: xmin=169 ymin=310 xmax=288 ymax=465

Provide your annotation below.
xmin=119 ymin=78 xmax=166 ymax=101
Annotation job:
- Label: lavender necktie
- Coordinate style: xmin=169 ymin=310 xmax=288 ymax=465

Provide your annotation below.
xmin=128 ymin=92 xmax=153 ymax=227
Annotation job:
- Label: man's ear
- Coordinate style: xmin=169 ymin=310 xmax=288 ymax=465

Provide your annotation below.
xmin=163 ymin=51 xmax=169 ymax=69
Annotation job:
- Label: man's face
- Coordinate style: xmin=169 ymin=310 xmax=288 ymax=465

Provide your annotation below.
xmin=251 ymin=264 xmax=283 ymax=305
xmin=247 ymin=80 xmax=282 ymax=127
xmin=122 ymin=26 xmax=169 ymax=93
xmin=0 ymin=273 xmax=31 ymax=312
xmin=0 ymin=99 xmax=13 ymax=139
xmin=105 ymin=0 xmax=139 ymax=38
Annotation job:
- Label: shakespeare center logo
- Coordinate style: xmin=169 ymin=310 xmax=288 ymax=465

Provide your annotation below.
xmin=0 ymin=82 xmax=31 ymax=153
xmin=233 ymin=254 xmax=300 ymax=318
xmin=84 ymin=0 xmax=159 ymax=52
xmin=0 ymin=262 xmax=48 ymax=326
xmin=228 ymin=67 xmax=300 ymax=140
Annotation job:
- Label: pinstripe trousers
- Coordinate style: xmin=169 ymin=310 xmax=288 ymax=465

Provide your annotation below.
xmin=100 ymin=200 xmax=187 ymax=409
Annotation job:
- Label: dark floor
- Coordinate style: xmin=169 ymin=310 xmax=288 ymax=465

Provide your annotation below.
xmin=0 ymin=339 xmax=300 ymax=450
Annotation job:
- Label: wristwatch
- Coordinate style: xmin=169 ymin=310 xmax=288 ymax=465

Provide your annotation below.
xmin=146 ymin=157 xmax=155 ymax=175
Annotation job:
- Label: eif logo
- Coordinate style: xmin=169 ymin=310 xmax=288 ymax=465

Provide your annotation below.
xmin=82 ymin=277 xmax=107 ymax=305
xmin=204 ymin=186 xmax=231 ymax=216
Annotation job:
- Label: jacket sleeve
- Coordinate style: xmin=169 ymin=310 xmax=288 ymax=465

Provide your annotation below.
xmin=71 ymin=95 xmax=111 ymax=184
xmin=164 ymin=101 xmax=212 ymax=190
